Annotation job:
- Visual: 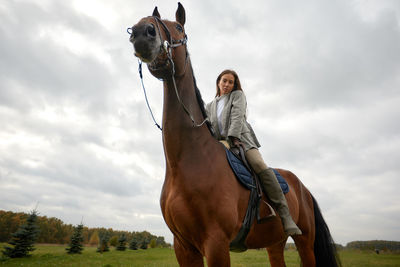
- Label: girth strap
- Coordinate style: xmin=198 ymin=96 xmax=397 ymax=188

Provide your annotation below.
xmin=229 ymin=145 xmax=276 ymax=252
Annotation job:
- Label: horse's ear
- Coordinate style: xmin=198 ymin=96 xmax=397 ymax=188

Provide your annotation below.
xmin=175 ymin=2 xmax=185 ymax=26
xmin=152 ymin=6 xmax=161 ymax=18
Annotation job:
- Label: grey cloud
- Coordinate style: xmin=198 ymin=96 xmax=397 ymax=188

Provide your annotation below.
xmin=0 ymin=0 xmax=113 ymax=114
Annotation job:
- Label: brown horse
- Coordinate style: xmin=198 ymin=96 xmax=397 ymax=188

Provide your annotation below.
xmin=128 ymin=3 xmax=341 ymax=267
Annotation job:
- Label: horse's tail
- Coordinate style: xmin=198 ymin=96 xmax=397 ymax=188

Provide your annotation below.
xmin=312 ymin=194 xmax=342 ymax=267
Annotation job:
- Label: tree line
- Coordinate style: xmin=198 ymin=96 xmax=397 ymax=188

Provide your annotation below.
xmin=346 ymin=240 xmax=400 ymax=252
xmin=0 ymin=210 xmax=170 ymax=248
xmin=3 ymin=210 xmax=399 ymax=254
xmin=286 ymin=241 xmax=400 ymax=252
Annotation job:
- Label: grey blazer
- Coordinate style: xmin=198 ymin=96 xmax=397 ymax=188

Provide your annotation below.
xmin=206 ymin=90 xmax=260 ymax=151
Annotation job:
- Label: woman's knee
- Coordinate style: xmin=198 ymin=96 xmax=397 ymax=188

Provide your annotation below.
xmin=246 ymin=149 xmax=268 ymax=173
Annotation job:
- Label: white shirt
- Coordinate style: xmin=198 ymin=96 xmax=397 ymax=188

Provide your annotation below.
xmin=216 ymin=95 xmax=227 ymax=136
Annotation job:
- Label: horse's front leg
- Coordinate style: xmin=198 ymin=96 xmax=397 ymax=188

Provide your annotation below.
xmin=174 ymin=236 xmax=204 ymax=267
xmin=203 ymin=234 xmax=231 ymax=267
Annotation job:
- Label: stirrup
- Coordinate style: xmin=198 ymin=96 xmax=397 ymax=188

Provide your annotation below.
xmin=257 ymin=200 xmax=276 ymax=224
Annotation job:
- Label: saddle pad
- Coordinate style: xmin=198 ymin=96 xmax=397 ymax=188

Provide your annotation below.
xmin=225 ymin=149 xmax=289 ymax=194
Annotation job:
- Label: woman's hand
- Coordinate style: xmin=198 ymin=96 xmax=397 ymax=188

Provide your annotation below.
xmin=229 ymin=136 xmax=242 ymax=148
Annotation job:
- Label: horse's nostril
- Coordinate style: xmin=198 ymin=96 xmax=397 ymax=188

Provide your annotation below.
xmin=128 ymin=26 xmax=137 ymax=40
xmin=146 ymin=24 xmax=156 ymax=37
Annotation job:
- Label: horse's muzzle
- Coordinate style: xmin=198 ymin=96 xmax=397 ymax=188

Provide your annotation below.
xmin=129 ymin=23 xmax=161 ymax=63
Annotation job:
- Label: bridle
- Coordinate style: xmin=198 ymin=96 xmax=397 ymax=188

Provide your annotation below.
xmin=141 ymin=16 xmax=189 ymax=76
xmin=127 ymin=16 xmax=207 ymax=131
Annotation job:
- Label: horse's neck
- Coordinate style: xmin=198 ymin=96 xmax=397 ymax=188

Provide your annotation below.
xmin=161 ymin=67 xmax=211 ymax=166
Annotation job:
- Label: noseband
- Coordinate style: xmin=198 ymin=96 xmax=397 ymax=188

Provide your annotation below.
xmin=128 ymin=17 xmax=207 ymax=130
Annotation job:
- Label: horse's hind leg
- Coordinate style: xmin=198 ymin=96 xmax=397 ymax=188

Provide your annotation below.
xmin=174 ymin=237 xmax=204 ymax=267
xmin=266 ymin=239 xmax=287 ymax=267
xmin=293 ymin=234 xmax=316 ymax=267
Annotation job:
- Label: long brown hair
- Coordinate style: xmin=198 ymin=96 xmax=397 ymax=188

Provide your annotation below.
xmin=215 ymin=69 xmax=243 ymax=97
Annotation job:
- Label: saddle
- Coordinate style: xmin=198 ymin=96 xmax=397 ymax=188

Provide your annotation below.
xmin=226 ymin=148 xmax=289 ymax=193
xmin=225 ymin=146 xmax=289 ymax=252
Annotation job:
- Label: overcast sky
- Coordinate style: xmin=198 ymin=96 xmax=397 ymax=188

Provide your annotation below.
xmin=1 ymin=0 xmax=399 ymax=246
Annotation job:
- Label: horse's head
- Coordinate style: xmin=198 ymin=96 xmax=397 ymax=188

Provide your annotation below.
xmin=128 ymin=3 xmax=188 ymax=79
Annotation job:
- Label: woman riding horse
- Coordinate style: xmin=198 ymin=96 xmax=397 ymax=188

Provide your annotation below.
xmin=206 ymin=69 xmax=302 ymax=236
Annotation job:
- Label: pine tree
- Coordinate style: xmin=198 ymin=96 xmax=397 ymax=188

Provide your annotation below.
xmin=2 ymin=210 xmax=39 ymax=258
xmin=140 ymin=241 xmax=148 ymax=249
xmin=66 ymin=223 xmax=84 ymax=254
xmin=129 ymin=237 xmax=138 ymax=250
xmin=116 ymin=234 xmax=127 ymax=251
xmin=96 ymin=231 xmax=110 ymax=253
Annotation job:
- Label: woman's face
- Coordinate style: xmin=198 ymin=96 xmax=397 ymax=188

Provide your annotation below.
xmin=218 ymin=73 xmax=235 ymax=95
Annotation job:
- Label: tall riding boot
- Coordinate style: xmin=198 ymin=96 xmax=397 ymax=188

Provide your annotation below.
xmin=257 ymin=168 xmax=302 ymax=236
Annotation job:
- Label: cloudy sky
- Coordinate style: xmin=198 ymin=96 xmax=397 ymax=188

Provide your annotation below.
xmin=1 ymin=0 xmax=399 ymax=246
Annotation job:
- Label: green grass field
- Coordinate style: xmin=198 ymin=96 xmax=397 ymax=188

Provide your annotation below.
xmin=1 ymin=244 xmax=399 ymax=266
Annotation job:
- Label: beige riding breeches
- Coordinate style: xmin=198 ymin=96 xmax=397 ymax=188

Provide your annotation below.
xmin=219 ymin=141 xmax=268 ymax=174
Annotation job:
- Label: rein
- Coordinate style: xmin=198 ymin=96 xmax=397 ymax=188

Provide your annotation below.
xmin=138 ymin=59 xmax=162 ymax=131
xmin=128 ymin=16 xmax=207 ymax=130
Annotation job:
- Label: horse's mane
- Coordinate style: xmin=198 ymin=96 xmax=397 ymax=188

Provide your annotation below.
xmin=191 ymin=66 xmax=215 ymax=136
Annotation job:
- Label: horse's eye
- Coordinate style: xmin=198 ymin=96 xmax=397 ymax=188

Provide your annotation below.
xmin=176 ymin=24 xmax=183 ymax=32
